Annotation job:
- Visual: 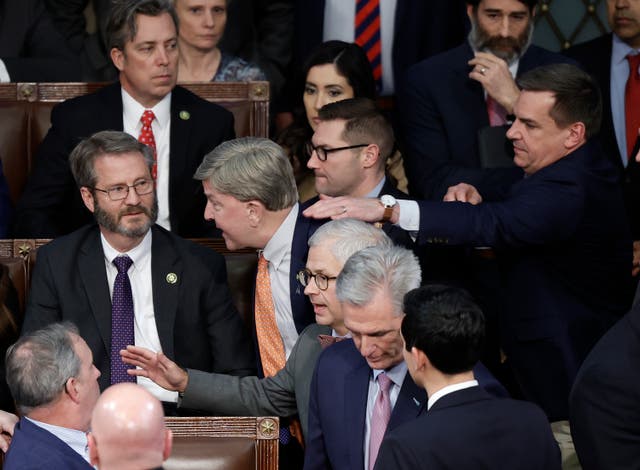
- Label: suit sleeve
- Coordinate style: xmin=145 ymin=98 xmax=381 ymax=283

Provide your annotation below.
xmin=2 ymin=0 xmax=81 ymax=81
xmin=21 ymin=245 xmax=63 ymax=334
xmin=302 ymin=356 xmax=331 ymax=470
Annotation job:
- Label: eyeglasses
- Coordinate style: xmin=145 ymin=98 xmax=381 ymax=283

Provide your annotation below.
xmin=91 ymin=179 xmax=154 ymax=201
xmin=297 ymin=268 xmax=337 ymax=291
xmin=305 ymin=141 xmax=369 ymax=161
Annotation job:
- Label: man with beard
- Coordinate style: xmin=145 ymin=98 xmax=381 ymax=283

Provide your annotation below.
xmin=21 ymin=131 xmax=256 ymax=411
xmin=398 ymin=0 xmax=574 ymax=201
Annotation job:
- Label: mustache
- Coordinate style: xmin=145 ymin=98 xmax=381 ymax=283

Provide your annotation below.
xmin=119 ymin=205 xmax=152 ymax=218
xmin=481 ymin=36 xmax=522 ymax=53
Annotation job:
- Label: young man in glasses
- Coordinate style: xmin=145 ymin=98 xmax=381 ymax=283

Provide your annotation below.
xmin=21 ymin=131 xmax=256 ymax=410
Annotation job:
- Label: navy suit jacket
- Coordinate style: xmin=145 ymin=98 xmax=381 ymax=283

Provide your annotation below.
xmin=375 ymin=386 xmax=561 ymax=470
xmin=570 ymin=301 xmax=640 ymax=469
xmin=398 ymin=43 xmax=574 ymax=200
xmin=4 ymin=417 xmax=92 ymax=470
xmin=303 ymin=339 xmax=507 ymax=470
xmin=22 ymin=224 xmax=256 ymax=390
xmin=13 ymin=82 xmax=235 ymax=238
xmin=415 ymin=141 xmax=633 ymax=419
xmin=565 ymin=33 xmax=640 ymax=239
xmin=292 ymin=0 xmax=467 ymax=95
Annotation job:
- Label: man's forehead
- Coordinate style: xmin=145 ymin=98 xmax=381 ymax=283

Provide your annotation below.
xmin=314 ymin=119 xmax=347 ymax=142
xmin=128 ymin=12 xmax=177 ymax=44
xmin=477 ymin=0 xmax=531 ymax=13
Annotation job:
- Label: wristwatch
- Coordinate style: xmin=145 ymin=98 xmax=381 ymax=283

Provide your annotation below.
xmin=379 ymin=194 xmax=397 ymax=223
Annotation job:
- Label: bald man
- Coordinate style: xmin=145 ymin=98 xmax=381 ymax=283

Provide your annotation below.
xmin=88 ymin=383 xmax=172 ymax=470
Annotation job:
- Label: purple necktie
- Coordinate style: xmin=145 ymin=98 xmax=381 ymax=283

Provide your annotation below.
xmin=111 ymin=255 xmax=136 ymax=384
xmin=369 ymin=372 xmax=392 ymax=470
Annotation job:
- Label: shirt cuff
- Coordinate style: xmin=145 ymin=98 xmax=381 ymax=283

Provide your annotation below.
xmin=397 ymin=200 xmax=420 ymax=231
xmin=0 ymin=60 xmax=10 ymax=83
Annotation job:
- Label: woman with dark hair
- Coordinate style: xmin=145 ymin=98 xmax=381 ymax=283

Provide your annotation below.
xmin=278 ymin=40 xmax=406 ymax=201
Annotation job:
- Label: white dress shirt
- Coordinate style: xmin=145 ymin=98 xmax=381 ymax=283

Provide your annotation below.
xmin=323 ymin=0 xmax=398 ymax=95
xmin=121 ymin=89 xmax=172 ymax=230
xmin=26 ymin=417 xmax=90 ymax=463
xmin=101 ymin=230 xmax=178 ymax=403
xmin=0 ymin=60 xmax=10 ymax=82
xmin=262 ymin=204 xmax=301 ymax=358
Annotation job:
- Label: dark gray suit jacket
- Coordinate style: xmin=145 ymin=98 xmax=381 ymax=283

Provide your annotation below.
xmin=181 ymin=322 xmax=330 ymax=438
xmin=22 ymin=224 xmax=256 ymax=390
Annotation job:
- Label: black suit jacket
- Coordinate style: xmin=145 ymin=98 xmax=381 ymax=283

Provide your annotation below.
xmin=13 ymin=83 xmax=235 ymax=238
xmin=565 ymin=33 xmax=640 ymax=239
xmin=570 ymin=301 xmax=640 ymax=469
xmin=375 ymin=387 xmax=561 ymax=470
xmin=22 ymin=224 xmax=256 ymax=390
xmin=0 ymin=0 xmax=80 ymax=81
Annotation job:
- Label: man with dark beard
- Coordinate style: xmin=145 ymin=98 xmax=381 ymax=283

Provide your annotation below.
xmin=21 ymin=131 xmax=256 ymax=411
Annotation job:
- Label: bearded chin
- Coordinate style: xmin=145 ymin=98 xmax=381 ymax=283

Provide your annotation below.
xmin=468 ymin=18 xmax=534 ymax=65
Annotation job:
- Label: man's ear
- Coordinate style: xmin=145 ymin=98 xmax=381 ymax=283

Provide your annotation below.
xmin=110 ymin=48 xmax=125 ymax=72
xmin=246 ymin=201 xmax=265 ymax=227
xmin=65 ymin=377 xmax=81 ymax=404
xmin=80 ymin=187 xmax=96 ymax=214
xmin=565 ymin=122 xmax=586 ymax=150
xmin=360 ymin=144 xmax=381 ymax=169
xmin=411 ymin=346 xmax=428 ymax=372
xmin=87 ymin=432 xmax=100 ymax=466
xmin=162 ymin=429 xmax=173 ymax=461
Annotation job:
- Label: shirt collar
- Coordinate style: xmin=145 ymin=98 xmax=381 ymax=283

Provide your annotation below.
xmin=101 ymin=228 xmax=152 ymax=266
xmin=427 ymin=380 xmax=479 ymax=410
xmin=372 ymin=360 xmax=408 ymax=388
xmin=121 ymin=87 xmax=172 ymax=130
xmin=262 ymin=204 xmax=299 ymax=271
xmin=612 ymin=33 xmax=640 ymax=65
xmin=365 ymin=176 xmax=386 ymax=199
xmin=25 ymin=417 xmax=90 ymax=462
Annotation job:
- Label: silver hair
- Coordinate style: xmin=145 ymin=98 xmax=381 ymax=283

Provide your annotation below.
xmin=308 ymin=219 xmax=392 ymax=264
xmin=336 ymin=245 xmax=421 ymax=315
xmin=6 ymin=322 xmax=82 ymax=415
xmin=193 ymin=137 xmax=298 ymax=211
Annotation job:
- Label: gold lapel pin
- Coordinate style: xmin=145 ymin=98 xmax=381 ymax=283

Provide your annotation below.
xmin=166 ymin=273 xmax=178 ymax=284
xmin=179 ymin=110 xmax=190 ymax=120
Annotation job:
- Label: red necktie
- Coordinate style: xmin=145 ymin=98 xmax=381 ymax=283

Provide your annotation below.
xmin=487 ymin=95 xmax=508 ymax=126
xmin=625 ymin=54 xmax=640 ymax=158
xmin=355 ymin=0 xmax=382 ymax=90
xmin=317 ymin=334 xmax=346 ymax=350
xmin=138 ymin=110 xmax=157 ymax=179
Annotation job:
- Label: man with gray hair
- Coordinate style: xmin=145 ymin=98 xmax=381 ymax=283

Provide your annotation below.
xmin=22 ymin=130 xmax=255 ymax=409
xmin=122 ymin=219 xmax=390 ymax=439
xmin=303 ymin=245 xmax=507 ymax=470
xmin=13 ymin=0 xmax=234 ymax=238
xmin=3 ymin=323 xmax=98 ymax=469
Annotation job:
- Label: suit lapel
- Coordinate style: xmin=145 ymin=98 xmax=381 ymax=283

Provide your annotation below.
xmin=77 ymin=227 xmax=112 ymax=357
xmin=345 ymin=355 xmax=371 ymax=470
xmin=387 ymin=373 xmax=426 ymax=433
xmin=290 ymin=204 xmax=316 ymax=333
xmin=168 ymin=87 xmax=193 ymax=226
xmin=150 ymin=226 xmax=181 ymax=359
xmin=458 ymin=45 xmax=490 ymax=131
xmin=103 ymin=83 xmax=125 ymax=130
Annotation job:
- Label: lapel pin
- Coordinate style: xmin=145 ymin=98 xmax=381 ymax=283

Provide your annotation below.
xmin=412 ymin=397 xmax=421 ymax=407
xmin=166 ymin=273 xmax=178 ymax=284
xmin=179 ymin=110 xmax=190 ymax=120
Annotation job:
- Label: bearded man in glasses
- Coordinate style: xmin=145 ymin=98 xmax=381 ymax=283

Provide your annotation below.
xmin=21 ymin=131 xmax=256 ymax=413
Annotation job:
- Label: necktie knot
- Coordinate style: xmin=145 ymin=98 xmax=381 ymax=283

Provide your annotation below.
xmin=377 ymin=372 xmax=392 ymax=393
xmin=113 ymin=256 xmax=133 ymax=274
xmin=141 ymin=110 xmax=155 ymax=127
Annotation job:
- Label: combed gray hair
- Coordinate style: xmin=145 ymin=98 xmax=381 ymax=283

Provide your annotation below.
xmin=6 ymin=322 xmax=81 ymax=415
xmin=69 ymin=130 xmax=155 ymax=189
xmin=308 ymin=219 xmax=392 ymax=264
xmin=107 ymin=0 xmax=179 ymax=52
xmin=193 ymin=137 xmax=298 ymax=211
xmin=337 ymin=245 xmax=421 ymax=315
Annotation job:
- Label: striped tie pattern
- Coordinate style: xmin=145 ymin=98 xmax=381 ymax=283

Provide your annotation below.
xmin=138 ymin=110 xmax=157 ymax=179
xmin=355 ymin=0 xmax=382 ymax=90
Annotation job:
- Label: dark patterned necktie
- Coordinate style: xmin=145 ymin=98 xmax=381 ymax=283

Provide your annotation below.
xmin=111 ymin=255 xmax=136 ymax=384
xmin=317 ymin=334 xmax=346 ymax=350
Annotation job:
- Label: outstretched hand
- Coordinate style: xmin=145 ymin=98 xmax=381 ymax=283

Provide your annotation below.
xmin=120 ymin=345 xmax=189 ymax=392
xmin=443 ymin=183 xmax=483 ymax=205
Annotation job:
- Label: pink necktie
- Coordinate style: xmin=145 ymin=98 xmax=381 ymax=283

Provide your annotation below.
xmin=487 ymin=95 xmax=508 ymax=126
xmin=369 ymin=373 xmax=392 ymax=470
xmin=138 ymin=110 xmax=157 ymax=179
xmin=625 ymin=54 xmax=640 ymax=158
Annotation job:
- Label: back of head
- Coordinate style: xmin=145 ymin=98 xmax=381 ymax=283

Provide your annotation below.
xmin=308 ymin=218 xmax=393 ymax=264
xmin=107 ymin=0 xmax=178 ymax=51
xmin=193 ymin=137 xmax=298 ymax=211
xmin=89 ymin=383 xmax=171 ymax=470
xmin=318 ymin=97 xmax=395 ymax=164
xmin=336 ymin=245 xmax=421 ymax=315
xmin=517 ymin=63 xmax=602 ymax=139
xmin=401 ymin=285 xmax=485 ymax=374
xmin=6 ymin=323 xmax=80 ymax=415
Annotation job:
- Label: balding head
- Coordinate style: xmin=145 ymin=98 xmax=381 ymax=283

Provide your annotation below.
xmin=88 ymin=383 xmax=172 ymax=470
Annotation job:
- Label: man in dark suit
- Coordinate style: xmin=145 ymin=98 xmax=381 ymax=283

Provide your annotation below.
xmin=570 ymin=289 xmax=640 ymax=468
xmin=4 ymin=323 xmax=98 ymax=469
xmin=375 ymin=285 xmax=560 ymax=469
xmin=0 ymin=0 xmax=80 ymax=82
xmin=565 ymin=0 xmax=640 ymax=280
xmin=22 ymin=131 xmax=255 ymax=400
xmin=304 ymin=64 xmax=634 ymax=423
xmin=303 ymin=98 xmax=412 ymax=247
xmin=303 ymin=245 xmax=507 ymax=470
xmin=13 ymin=0 xmax=234 ymax=238
xmin=399 ymin=0 xmax=575 ymax=201
xmin=120 ymin=219 xmax=393 ymax=439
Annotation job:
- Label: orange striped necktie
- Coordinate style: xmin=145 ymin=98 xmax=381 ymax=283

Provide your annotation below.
xmin=254 ymin=252 xmax=286 ymax=376
xmin=355 ymin=0 xmax=382 ymax=91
